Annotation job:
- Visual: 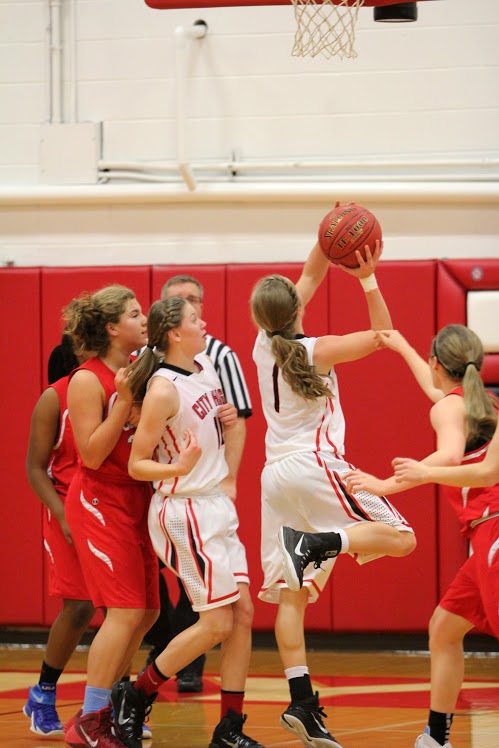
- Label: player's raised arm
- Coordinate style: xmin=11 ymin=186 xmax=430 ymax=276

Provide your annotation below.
xmin=376 ymin=329 xmax=443 ymax=403
xmin=295 ymin=240 xmax=330 ymax=308
xmin=338 ymin=241 xmax=392 ymax=331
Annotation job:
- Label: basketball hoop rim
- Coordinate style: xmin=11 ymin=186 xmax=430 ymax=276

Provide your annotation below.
xmin=145 ymin=0 xmax=427 ymax=10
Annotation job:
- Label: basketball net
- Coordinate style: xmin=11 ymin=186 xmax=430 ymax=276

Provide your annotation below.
xmin=290 ymin=0 xmax=365 ymax=59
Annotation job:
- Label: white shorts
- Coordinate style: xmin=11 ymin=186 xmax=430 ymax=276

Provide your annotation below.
xmin=149 ymin=490 xmax=249 ymax=612
xmin=259 ymin=451 xmax=414 ymax=605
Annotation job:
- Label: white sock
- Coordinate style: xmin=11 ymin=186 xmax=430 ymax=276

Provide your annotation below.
xmin=284 ymin=666 xmax=309 ymax=680
xmin=338 ymin=529 xmax=350 ymax=554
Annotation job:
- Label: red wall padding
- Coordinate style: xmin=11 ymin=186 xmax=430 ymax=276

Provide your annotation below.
xmin=326 ymin=261 xmax=438 ymax=631
xmin=1 ymin=259 xmax=498 ymax=633
xmin=0 ymin=269 xmax=44 ymax=624
xmin=441 ymin=258 xmax=499 ymax=291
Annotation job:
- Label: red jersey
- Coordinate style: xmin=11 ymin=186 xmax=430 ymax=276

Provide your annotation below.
xmin=70 ymin=357 xmax=136 ymax=483
xmin=442 ymin=387 xmax=499 ymax=536
xmin=47 ymin=376 xmax=77 ymax=498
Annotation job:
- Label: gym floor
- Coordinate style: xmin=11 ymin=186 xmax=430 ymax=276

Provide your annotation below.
xmin=1 ymin=633 xmax=498 ymax=748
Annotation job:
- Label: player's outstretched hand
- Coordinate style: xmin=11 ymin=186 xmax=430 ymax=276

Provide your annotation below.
xmin=344 ymin=468 xmax=385 ymax=497
xmin=392 ymin=457 xmax=428 ymax=485
xmin=337 ymin=239 xmax=383 ymax=279
xmin=375 ymin=329 xmax=410 ymax=354
xmin=177 ymin=429 xmax=202 ymax=475
xmin=217 ymin=403 xmax=238 ymax=431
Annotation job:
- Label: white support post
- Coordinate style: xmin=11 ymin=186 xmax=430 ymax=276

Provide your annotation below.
xmin=174 ymin=20 xmax=208 ymax=191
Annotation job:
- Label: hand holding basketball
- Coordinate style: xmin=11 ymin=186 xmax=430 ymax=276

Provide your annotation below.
xmin=337 ymin=240 xmax=382 ymax=279
xmin=318 ymin=203 xmax=383 ymax=268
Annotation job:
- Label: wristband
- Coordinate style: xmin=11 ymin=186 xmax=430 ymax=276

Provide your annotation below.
xmin=359 ymin=274 xmax=378 ymax=292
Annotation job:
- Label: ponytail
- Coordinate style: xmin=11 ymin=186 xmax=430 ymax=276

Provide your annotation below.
xmin=126 ymin=297 xmax=186 ymax=401
xmin=433 ymin=324 xmax=497 ymax=444
xmin=251 ymin=274 xmax=332 ymax=402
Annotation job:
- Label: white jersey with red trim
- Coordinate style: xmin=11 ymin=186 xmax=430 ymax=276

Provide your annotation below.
xmin=252 ymin=329 xmax=345 ymax=464
xmin=152 ymin=354 xmax=229 ymax=497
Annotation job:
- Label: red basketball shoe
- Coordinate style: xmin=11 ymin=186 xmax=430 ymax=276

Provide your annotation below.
xmin=64 ymin=706 xmax=123 ymax=747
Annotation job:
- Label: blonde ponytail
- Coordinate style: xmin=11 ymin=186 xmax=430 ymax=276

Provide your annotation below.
xmin=251 ymin=274 xmax=332 ymax=402
xmin=432 ymin=324 xmax=497 ymax=444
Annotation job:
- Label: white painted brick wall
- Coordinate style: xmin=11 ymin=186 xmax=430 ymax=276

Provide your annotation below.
xmin=0 ymin=0 xmax=498 ymax=265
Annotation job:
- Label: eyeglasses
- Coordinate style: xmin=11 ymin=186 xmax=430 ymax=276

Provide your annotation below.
xmin=186 ymin=295 xmax=203 ymax=305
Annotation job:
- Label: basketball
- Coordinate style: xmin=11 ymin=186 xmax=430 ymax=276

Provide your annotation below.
xmin=318 ymin=203 xmax=382 ymax=268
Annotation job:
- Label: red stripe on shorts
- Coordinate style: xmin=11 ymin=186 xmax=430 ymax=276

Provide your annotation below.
xmin=186 ymin=498 xmax=214 ymax=600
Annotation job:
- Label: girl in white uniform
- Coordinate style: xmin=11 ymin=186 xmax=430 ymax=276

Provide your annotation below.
xmin=110 ymin=296 xmax=266 ymax=748
xmin=250 ymin=235 xmax=416 ymax=748
xmin=148 ymin=355 xmax=249 ymax=612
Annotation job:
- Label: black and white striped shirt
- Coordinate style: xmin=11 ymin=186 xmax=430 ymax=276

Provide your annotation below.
xmin=205 ymin=334 xmax=252 ymax=418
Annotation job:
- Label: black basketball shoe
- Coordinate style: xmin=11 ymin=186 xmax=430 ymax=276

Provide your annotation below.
xmin=278 ymin=526 xmax=339 ymax=591
xmin=111 ymin=680 xmax=156 ymax=748
xmin=209 ymin=709 xmax=266 ymax=748
xmin=280 ymin=693 xmax=343 ymax=748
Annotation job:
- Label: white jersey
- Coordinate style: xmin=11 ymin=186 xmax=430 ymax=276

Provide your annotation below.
xmin=252 ymin=329 xmax=346 ymax=464
xmin=152 ymin=354 xmax=228 ymax=497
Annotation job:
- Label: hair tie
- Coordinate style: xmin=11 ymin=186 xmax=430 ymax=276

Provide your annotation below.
xmin=270 ymin=331 xmax=281 ymax=337
xmin=465 ymin=361 xmax=478 ymax=370
xmin=146 ymin=343 xmax=155 ymax=350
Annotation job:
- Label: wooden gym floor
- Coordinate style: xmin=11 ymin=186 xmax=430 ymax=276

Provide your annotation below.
xmin=1 ymin=637 xmax=498 ymax=748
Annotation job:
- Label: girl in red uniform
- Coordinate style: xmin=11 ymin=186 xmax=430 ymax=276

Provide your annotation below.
xmin=62 ymin=285 xmax=160 ymax=748
xmin=23 ymin=345 xmax=94 ymax=737
xmin=345 ymin=324 xmax=498 ymax=748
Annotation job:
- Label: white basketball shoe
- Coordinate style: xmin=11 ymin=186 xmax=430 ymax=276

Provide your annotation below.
xmin=414 ymin=726 xmax=453 ymax=748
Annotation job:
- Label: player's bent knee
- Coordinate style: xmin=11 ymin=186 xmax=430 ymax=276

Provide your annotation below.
xmin=232 ymin=598 xmax=254 ymax=629
xmin=209 ymin=619 xmax=233 ymax=644
xmin=428 ymin=605 xmax=471 ymax=648
xmin=144 ymin=607 xmax=160 ymax=630
xmin=398 ymin=531 xmax=417 ymax=557
xmin=65 ymin=599 xmax=95 ymax=629
xmin=201 ymin=607 xmax=233 ymax=644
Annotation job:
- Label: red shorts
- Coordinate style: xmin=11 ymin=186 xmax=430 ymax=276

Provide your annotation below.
xmin=439 ymin=516 xmax=499 ymax=638
xmin=65 ymin=471 xmax=159 ymax=610
xmin=43 ymin=503 xmax=89 ymax=600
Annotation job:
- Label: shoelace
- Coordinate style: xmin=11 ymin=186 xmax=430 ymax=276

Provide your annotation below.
xmin=143 ymin=701 xmax=153 ymax=724
xmin=124 ymin=704 xmax=144 ymax=738
xmin=33 ymin=702 xmax=60 ymax=722
xmin=312 ymin=553 xmax=330 ymax=572
xmin=311 ymin=701 xmax=329 ymax=725
xmin=298 ymin=546 xmax=315 ymax=569
xmin=226 ymin=713 xmax=260 ymax=746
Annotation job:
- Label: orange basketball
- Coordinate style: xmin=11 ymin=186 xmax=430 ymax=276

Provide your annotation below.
xmin=318 ymin=203 xmax=382 ymax=268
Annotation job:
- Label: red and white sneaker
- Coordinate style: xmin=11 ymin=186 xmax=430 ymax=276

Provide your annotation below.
xmin=64 ymin=706 xmax=123 ymax=747
xmin=63 ymin=708 xmax=82 ymax=736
